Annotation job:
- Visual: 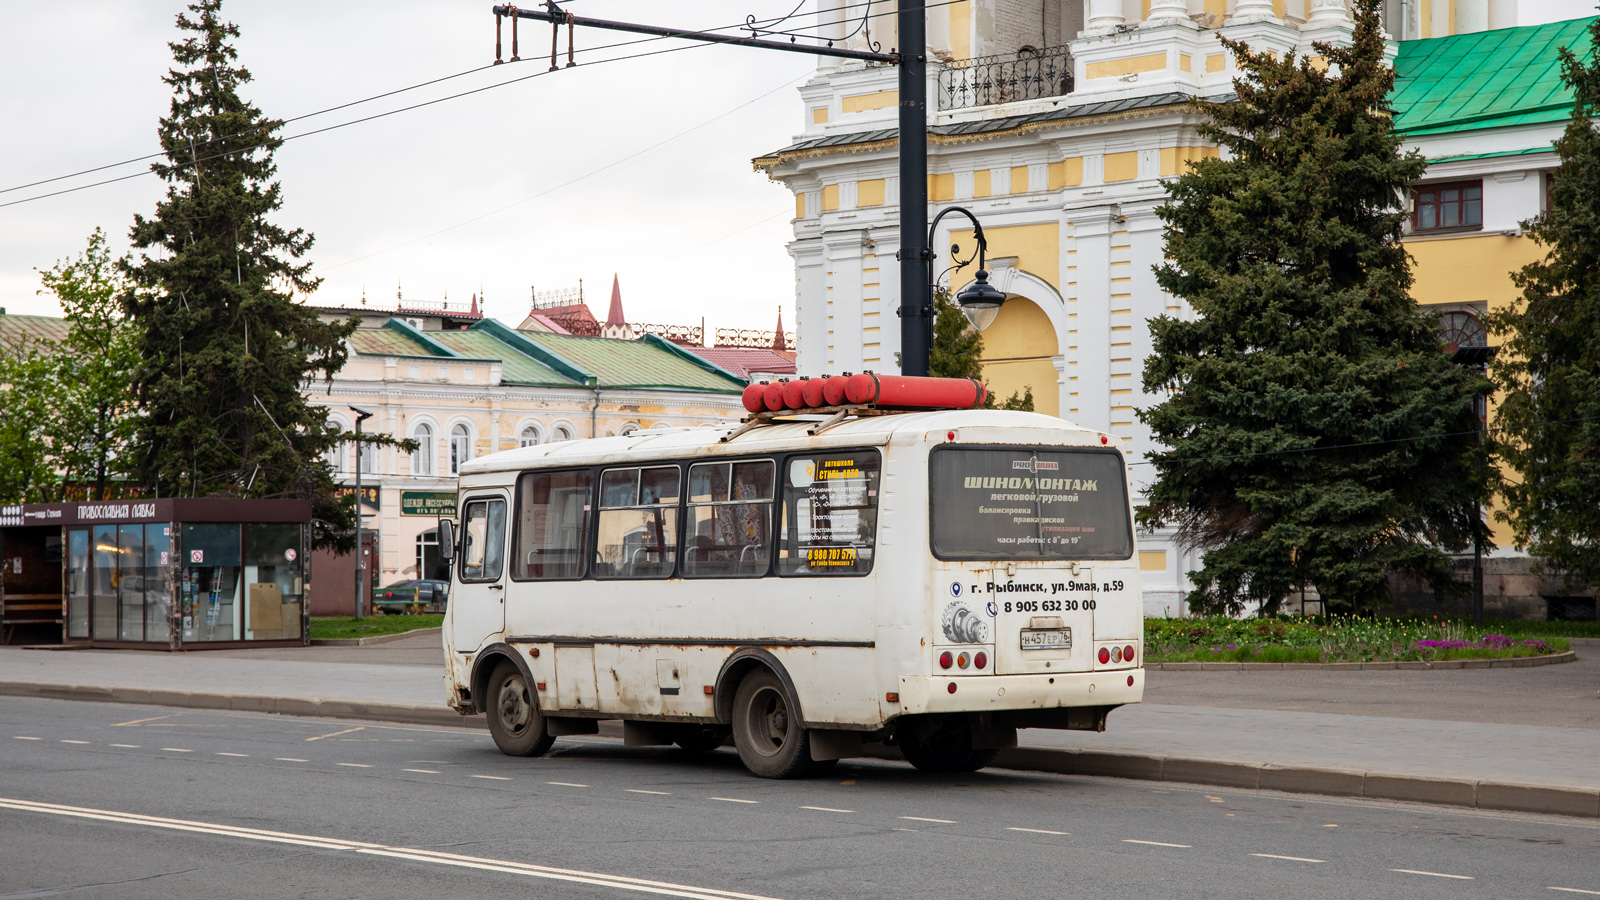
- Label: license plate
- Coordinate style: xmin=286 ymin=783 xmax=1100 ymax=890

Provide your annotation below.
xmin=1020 ymin=628 xmax=1071 ymax=650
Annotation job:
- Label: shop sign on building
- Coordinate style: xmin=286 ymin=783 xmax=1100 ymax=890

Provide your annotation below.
xmin=400 ymin=491 xmax=458 ymax=517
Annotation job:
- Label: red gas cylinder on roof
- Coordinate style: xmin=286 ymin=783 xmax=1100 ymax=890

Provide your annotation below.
xmin=741 ymin=384 xmax=767 ymax=414
xmin=782 ymin=379 xmax=808 ymax=410
xmin=762 ymin=382 xmax=788 ymax=412
xmin=822 ymin=374 xmax=850 ymax=406
xmin=802 ymin=377 xmax=828 ymax=408
xmin=844 ymin=374 xmax=988 ymax=409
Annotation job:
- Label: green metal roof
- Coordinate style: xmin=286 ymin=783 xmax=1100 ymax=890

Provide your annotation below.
xmin=428 ymin=330 xmax=571 ymax=386
xmin=348 ymin=328 xmax=440 ymax=358
xmin=1392 ymin=17 xmax=1595 ymax=136
xmin=515 ymin=330 xmax=744 ymax=393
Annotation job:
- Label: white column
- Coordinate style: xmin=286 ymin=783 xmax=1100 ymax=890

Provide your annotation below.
xmin=1229 ymin=0 xmax=1282 ymax=24
xmin=1085 ymin=0 xmax=1127 ymax=34
xmin=1145 ymin=0 xmax=1194 ymax=27
xmin=1307 ymin=0 xmax=1353 ymax=25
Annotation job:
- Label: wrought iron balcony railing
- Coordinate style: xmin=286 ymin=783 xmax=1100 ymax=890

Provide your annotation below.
xmin=938 ymin=46 xmax=1074 ymax=112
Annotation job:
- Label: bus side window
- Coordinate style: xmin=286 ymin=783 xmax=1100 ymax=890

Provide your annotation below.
xmin=684 ymin=459 xmax=775 ymax=578
xmin=595 ymin=465 xmax=680 ymax=580
xmin=460 ymin=498 xmax=506 ymax=582
xmin=512 ymin=470 xmax=593 ymax=581
xmin=778 ymin=452 xmax=880 ymax=577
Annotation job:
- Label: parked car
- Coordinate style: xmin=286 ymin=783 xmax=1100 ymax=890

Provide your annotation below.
xmin=373 ymin=579 xmax=449 ymax=614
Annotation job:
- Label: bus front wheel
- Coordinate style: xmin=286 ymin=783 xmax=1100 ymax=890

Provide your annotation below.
xmin=731 ymin=669 xmax=817 ymax=778
xmin=486 ymin=661 xmax=555 ymax=757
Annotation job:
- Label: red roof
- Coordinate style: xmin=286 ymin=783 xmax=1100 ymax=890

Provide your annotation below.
xmin=685 ymin=347 xmax=797 ymax=380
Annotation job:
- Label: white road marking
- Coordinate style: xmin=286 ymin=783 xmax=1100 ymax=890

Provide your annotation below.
xmin=336 ymin=763 xmax=373 ymax=768
xmin=626 ymin=790 xmax=671 ymax=795
xmin=711 ymin=798 xmax=759 ymax=804
xmin=0 ymin=796 xmax=788 ymax=900
xmin=899 ymin=817 xmax=956 ymax=824
xmin=111 ymin=715 xmax=174 ymax=727
xmin=306 ymin=726 xmax=366 ymax=742
xmin=800 ymin=807 xmax=854 ymax=813
xmin=473 ymin=775 xmax=511 ymax=781
xmin=547 ymin=782 xmax=589 ymax=788
xmin=1392 ymin=869 xmax=1473 ymax=880
xmin=110 ymin=744 xmax=139 ymax=749
xmin=60 ymin=740 xmax=90 ymax=745
xmin=1123 ymin=840 xmax=1191 ymax=848
xmin=1252 ymin=854 xmax=1324 ymax=863
xmin=13 ymin=737 xmax=42 ymax=741
xmin=1549 ymin=888 xmax=1600 ymax=895
xmin=273 ymin=758 xmax=308 ymax=762
xmin=1007 ymin=827 xmax=1069 ymax=836
xmin=403 ymin=769 xmax=441 ymax=774
xmin=216 ymin=752 xmax=248 ymax=757
xmin=160 ymin=748 xmax=192 ymax=753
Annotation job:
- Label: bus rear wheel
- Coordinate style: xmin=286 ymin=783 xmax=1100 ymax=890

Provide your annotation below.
xmin=899 ymin=722 xmax=999 ymax=773
xmin=731 ymin=669 xmax=816 ymax=778
xmin=485 ymin=661 xmax=555 ymax=757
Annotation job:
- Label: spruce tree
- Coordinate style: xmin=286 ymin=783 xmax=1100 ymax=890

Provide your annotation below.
xmin=1139 ymin=0 xmax=1491 ymax=615
xmin=1488 ymin=17 xmax=1600 ymax=590
xmin=121 ymin=0 xmax=357 ymax=547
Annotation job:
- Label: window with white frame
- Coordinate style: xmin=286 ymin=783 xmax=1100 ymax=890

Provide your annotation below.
xmin=519 ymin=424 xmax=542 ymax=448
xmin=552 ymin=424 xmax=574 ymax=442
xmin=450 ymin=424 xmax=472 ymax=475
xmin=412 ymin=423 xmax=434 ymax=476
xmin=358 ymin=440 xmax=377 ymax=474
xmin=619 ymin=422 xmax=640 ymax=437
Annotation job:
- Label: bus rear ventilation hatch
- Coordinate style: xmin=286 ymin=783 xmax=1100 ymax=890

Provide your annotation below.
xmin=726 ymin=374 xmax=990 ymax=441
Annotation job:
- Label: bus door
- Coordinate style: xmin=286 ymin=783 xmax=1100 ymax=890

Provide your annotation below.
xmin=986 ymin=563 xmax=1094 ymax=675
xmin=451 ymin=491 xmax=510 ymax=653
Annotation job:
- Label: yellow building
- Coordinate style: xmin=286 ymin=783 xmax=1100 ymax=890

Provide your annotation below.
xmin=757 ymin=1 xmax=1583 ymax=614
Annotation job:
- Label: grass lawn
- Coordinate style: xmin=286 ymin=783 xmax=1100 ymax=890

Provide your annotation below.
xmin=310 ymin=614 xmax=445 ymax=641
xmin=1144 ymin=615 xmax=1574 ymax=664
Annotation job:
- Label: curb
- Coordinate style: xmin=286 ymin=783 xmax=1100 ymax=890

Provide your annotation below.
xmin=1149 ymin=650 xmax=1577 ymax=671
xmin=309 ymin=627 xmax=442 ymax=647
xmin=6 ymin=680 xmax=1595 ymax=819
xmin=0 ymin=680 xmax=478 ymax=730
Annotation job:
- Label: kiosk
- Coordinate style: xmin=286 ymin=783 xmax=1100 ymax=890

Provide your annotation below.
xmin=0 ymin=498 xmax=312 ymax=649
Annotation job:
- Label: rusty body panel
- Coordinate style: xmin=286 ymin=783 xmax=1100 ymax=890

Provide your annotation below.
xmin=442 ymin=411 xmax=1145 ymax=745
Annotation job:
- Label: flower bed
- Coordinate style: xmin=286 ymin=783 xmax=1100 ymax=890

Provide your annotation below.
xmin=1144 ymin=616 xmax=1570 ymax=664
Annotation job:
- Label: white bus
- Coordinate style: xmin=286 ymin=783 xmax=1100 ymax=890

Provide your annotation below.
xmin=440 ymin=409 xmax=1145 ymax=778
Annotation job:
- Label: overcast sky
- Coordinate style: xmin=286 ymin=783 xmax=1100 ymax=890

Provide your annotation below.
xmin=3 ymin=0 xmax=1594 ymax=332
xmin=0 ymin=1 xmax=821 ymax=333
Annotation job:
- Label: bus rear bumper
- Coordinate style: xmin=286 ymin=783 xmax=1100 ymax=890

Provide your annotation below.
xmin=896 ymin=669 xmax=1143 ymax=717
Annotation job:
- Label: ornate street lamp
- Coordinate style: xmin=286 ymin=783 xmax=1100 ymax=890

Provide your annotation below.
xmin=928 ymin=205 xmax=1008 ymax=332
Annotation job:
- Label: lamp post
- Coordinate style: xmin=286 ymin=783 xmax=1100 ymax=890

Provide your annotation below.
xmin=927 ymin=205 xmax=1009 ymax=335
xmin=349 ymin=405 xmax=374 ymax=621
xmin=1449 ymin=344 xmax=1496 ymax=627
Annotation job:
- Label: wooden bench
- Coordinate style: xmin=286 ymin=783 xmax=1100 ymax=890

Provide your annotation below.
xmin=1 ymin=593 xmax=63 ymax=643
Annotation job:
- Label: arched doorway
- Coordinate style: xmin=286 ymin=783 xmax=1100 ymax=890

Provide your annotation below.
xmin=975 ymin=295 xmax=1061 ymax=416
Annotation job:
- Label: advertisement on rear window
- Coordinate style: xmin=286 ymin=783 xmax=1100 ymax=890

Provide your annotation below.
xmin=930 ymin=447 xmax=1133 ymax=560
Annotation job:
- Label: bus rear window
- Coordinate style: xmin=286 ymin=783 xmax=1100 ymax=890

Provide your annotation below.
xmin=778 ymin=451 xmax=880 ymax=576
xmin=929 ymin=447 xmax=1133 ymax=561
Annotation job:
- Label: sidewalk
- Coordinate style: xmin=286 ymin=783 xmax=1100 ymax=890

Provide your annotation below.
xmin=2 ymin=635 xmax=1596 ymax=817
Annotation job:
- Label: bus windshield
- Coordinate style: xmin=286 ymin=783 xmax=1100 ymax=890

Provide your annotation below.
xmin=929 ymin=446 xmax=1133 ymax=561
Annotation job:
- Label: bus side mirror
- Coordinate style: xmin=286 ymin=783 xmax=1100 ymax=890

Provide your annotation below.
xmin=438 ymin=519 xmax=456 ymax=564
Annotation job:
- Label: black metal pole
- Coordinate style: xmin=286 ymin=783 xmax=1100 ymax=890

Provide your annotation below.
xmin=897 ymin=1 xmax=929 ymax=377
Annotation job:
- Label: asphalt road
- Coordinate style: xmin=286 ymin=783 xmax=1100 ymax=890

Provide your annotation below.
xmin=2 ymin=696 xmax=1597 ymax=900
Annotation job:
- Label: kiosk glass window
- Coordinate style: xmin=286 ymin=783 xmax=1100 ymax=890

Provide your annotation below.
xmin=118 ymin=523 xmax=144 ymax=641
xmin=66 ymin=529 xmax=89 ymax=638
xmin=91 ymin=524 xmax=118 ymax=640
xmin=182 ymin=524 xmax=242 ymax=642
xmin=244 ymin=524 xmax=304 ymax=640
xmin=144 ymin=525 xmax=171 ymax=643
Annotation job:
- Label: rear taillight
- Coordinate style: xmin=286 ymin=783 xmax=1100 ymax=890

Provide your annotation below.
xmin=1098 ymin=647 xmax=1111 ymax=664
xmin=974 ymin=651 xmax=987 ymax=670
xmin=939 ymin=651 xmax=953 ymax=669
xmin=1124 ymin=644 xmax=1136 ymax=664
xmin=1113 ymin=646 xmax=1123 ymax=663
xmin=957 ymin=652 xmax=970 ymax=669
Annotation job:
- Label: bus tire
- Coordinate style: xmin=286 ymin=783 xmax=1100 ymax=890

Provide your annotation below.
xmin=731 ymin=669 xmax=815 ymax=779
xmin=485 ymin=661 xmax=555 ymax=757
xmin=899 ymin=727 xmax=999 ymax=774
xmin=673 ymin=725 xmax=727 ymax=753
